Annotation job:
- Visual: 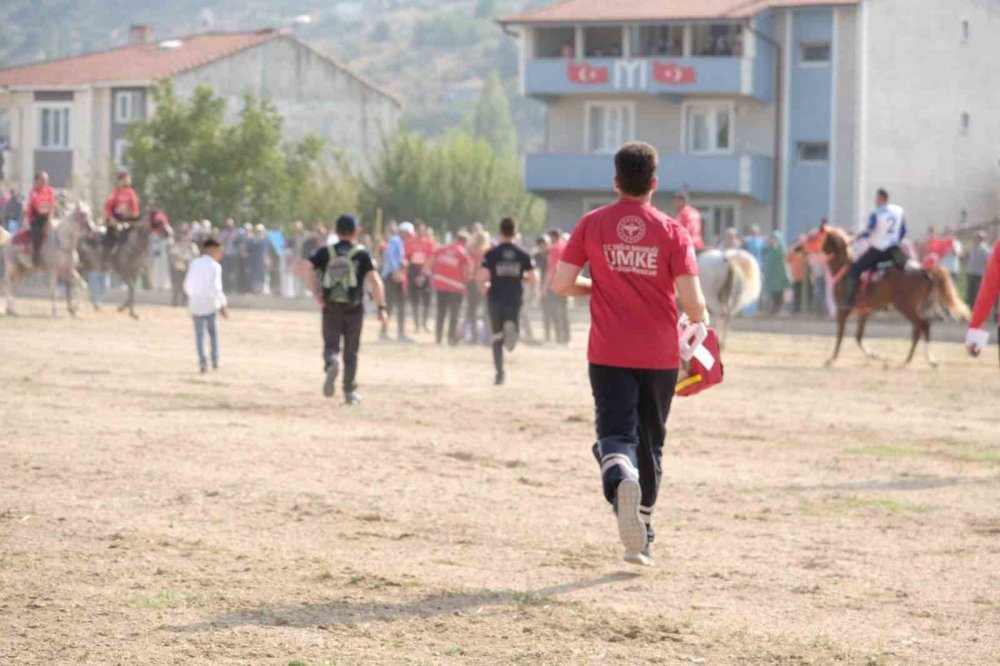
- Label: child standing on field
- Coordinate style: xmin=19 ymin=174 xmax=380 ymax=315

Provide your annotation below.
xmin=184 ymin=238 xmax=229 ymax=373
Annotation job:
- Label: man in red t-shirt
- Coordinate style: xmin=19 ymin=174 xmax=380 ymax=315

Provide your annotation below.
xmin=25 ymin=171 xmax=56 ymax=266
xmin=552 ymin=142 xmax=708 ymax=567
xmin=427 ymin=230 xmax=470 ymax=345
xmin=544 ymin=228 xmax=571 ymax=344
xmin=673 ymin=191 xmax=705 ymax=252
xmin=966 ymin=238 xmax=999 ymax=364
xmin=405 ymin=221 xmax=436 ymax=334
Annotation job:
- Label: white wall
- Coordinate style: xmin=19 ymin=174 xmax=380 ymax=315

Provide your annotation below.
xmin=862 ymin=0 xmax=1000 ymax=235
xmin=173 ymin=36 xmax=400 ymax=174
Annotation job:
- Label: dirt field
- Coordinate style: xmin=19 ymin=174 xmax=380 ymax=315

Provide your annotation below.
xmin=2 ymin=301 xmax=998 ymax=665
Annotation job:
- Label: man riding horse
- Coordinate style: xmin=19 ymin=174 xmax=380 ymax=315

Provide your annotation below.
xmin=843 ymin=188 xmax=908 ymax=307
xmin=102 ymin=170 xmax=140 ymax=264
xmin=26 ymin=171 xmax=56 ymax=267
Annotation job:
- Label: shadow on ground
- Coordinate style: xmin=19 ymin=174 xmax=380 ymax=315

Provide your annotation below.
xmin=165 ymin=572 xmax=641 ymax=632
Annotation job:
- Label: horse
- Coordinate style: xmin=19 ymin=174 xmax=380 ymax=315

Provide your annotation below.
xmin=822 ymin=227 xmax=969 ymax=368
xmin=106 ymin=211 xmax=170 ymax=319
xmin=2 ymin=192 xmax=93 ymax=317
xmin=696 ymin=248 xmax=762 ymax=348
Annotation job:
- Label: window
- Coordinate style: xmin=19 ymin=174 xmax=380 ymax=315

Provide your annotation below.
xmin=583 ymin=26 xmax=623 ymax=58
xmin=797 ymin=142 xmax=829 ymax=164
xmin=586 ymin=102 xmax=635 ymax=154
xmin=629 ymin=25 xmax=684 ymax=57
xmin=962 ymin=20 xmax=969 ymax=44
xmin=38 ymin=106 xmax=70 ymax=149
xmin=800 ymin=42 xmax=831 ymax=65
xmin=534 ymin=27 xmax=576 ymax=59
xmin=692 ymin=23 xmax=743 ymax=57
xmin=698 ymin=204 xmax=737 ymax=243
xmin=685 ymin=103 xmax=732 ymax=154
xmin=0 ymin=108 xmax=10 ymax=150
xmin=961 ymin=112 xmax=970 ymax=135
xmin=113 ymin=139 xmax=129 ymax=168
xmin=114 ymin=91 xmax=141 ymax=123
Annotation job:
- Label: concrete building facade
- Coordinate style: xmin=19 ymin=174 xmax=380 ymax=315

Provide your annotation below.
xmin=501 ymin=0 xmax=1000 ymax=242
xmin=0 ymin=26 xmax=400 ymax=209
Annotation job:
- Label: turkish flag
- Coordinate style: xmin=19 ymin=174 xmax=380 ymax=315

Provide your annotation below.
xmin=567 ymin=62 xmax=609 ymax=85
xmin=653 ymin=62 xmax=696 ymax=85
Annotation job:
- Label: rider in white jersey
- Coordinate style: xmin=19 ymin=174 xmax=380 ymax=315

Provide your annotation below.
xmin=844 ymin=188 xmax=909 ymax=306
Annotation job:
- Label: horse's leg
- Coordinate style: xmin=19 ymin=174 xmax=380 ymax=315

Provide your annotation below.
xmin=921 ymin=319 xmax=938 ymax=369
xmin=128 ymin=279 xmax=138 ymax=319
xmin=854 ymin=312 xmax=882 ymax=360
xmin=901 ymin=311 xmax=921 ymax=367
xmin=65 ymin=273 xmax=77 ymax=317
xmin=49 ymin=271 xmax=59 ymax=318
xmin=825 ymin=308 xmax=850 ymax=366
xmin=3 ymin=267 xmax=15 ymax=316
xmin=119 ymin=277 xmax=130 ymax=312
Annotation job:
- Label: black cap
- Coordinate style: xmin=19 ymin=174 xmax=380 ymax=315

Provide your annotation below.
xmin=336 ymin=214 xmax=358 ymax=235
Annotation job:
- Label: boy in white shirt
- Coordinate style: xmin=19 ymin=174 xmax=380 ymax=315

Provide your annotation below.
xmin=183 ymin=238 xmax=229 ymax=373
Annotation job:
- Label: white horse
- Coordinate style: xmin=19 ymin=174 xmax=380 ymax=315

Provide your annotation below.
xmin=2 ymin=194 xmax=93 ymax=317
xmin=696 ymin=249 xmax=762 ymax=347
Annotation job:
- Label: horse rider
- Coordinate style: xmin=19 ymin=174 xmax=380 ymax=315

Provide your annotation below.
xmin=844 ymin=188 xmax=908 ymax=307
xmin=25 ymin=171 xmax=55 ymax=267
xmin=102 ymin=170 xmax=140 ymax=261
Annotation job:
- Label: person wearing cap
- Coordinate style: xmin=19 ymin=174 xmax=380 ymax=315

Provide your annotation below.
xmin=673 ymin=191 xmax=705 ymax=253
xmin=308 ymin=215 xmax=389 ymax=405
xmin=966 ymin=236 xmax=999 ymax=364
xmin=381 ymin=221 xmax=413 ymax=342
xmin=551 ymin=141 xmax=707 ymax=567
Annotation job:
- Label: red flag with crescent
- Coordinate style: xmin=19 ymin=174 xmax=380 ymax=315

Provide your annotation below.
xmin=567 ymin=62 xmax=610 ymax=85
xmin=653 ymin=62 xmax=696 ymax=85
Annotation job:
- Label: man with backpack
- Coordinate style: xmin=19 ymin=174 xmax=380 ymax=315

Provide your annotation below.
xmin=308 ymin=215 xmax=389 ymax=405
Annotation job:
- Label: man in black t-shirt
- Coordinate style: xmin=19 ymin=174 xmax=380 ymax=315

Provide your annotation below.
xmin=476 ymin=217 xmax=538 ymax=385
xmin=308 ymin=215 xmax=388 ymax=405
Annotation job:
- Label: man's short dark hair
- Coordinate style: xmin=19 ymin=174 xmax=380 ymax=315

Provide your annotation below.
xmin=499 ymin=217 xmax=517 ymax=238
xmin=877 ymin=188 xmax=889 ymax=200
xmin=672 ymin=190 xmax=689 ymax=202
xmin=336 ymin=214 xmax=358 ymax=236
xmin=117 ymin=170 xmax=129 ymax=180
xmin=202 ymin=238 xmax=221 ymax=251
xmin=615 ymin=142 xmax=658 ymax=197
xmin=547 ymin=228 xmax=561 ymax=241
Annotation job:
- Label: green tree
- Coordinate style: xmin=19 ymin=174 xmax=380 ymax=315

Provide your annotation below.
xmin=467 ymin=73 xmax=518 ymax=160
xmin=360 ymin=130 xmax=543 ymax=236
xmin=124 ymin=82 xmax=326 ymax=227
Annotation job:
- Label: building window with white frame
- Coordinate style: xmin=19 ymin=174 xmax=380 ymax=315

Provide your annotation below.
xmin=800 ymin=42 xmax=831 ymax=66
xmin=38 ymin=106 xmax=71 ymax=150
xmin=797 ymin=142 xmax=829 ymax=165
xmin=685 ymin=103 xmax=732 ymax=154
xmin=697 ymin=203 xmax=737 ymax=244
xmin=586 ymin=102 xmax=635 ymax=154
xmin=114 ymin=91 xmax=141 ymax=123
xmin=113 ymin=139 xmax=129 ymax=168
xmin=961 ymin=20 xmax=969 ymax=44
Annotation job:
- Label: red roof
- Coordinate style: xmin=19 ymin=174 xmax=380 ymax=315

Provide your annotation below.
xmin=500 ymin=0 xmax=858 ymax=24
xmin=0 ymin=30 xmax=280 ymax=87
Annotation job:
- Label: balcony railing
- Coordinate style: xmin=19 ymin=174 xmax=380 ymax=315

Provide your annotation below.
xmin=524 ymin=153 xmax=774 ymax=204
xmin=523 ymin=57 xmax=772 ymax=102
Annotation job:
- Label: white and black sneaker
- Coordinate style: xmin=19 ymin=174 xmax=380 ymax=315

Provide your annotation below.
xmin=502 ymin=321 xmax=518 ymax=352
xmin=615 ymin=479 xmax=649 ymax=564
xmin=323 ymin=361 xmax=339 ymax=398
xmin=624 ymin=541 xmax=654 ymax=567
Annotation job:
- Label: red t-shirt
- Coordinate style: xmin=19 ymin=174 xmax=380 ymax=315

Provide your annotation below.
xmin=26 ymin=186 xmax=55 ymax=219
xmin=970 ymin=240 xmax=1000 ymax=330
xmin=561 ymin=200 xmax=698 ymax=370
xmin=545 ymin=239 xmax=565 ymax=289
xmin=103 ymin=187 xmax=139 ymax=221
xmin=405 ymin=237 xmax=436 ymax=266
xmin=431 ymin=242 xmax=469 ymax=294
xmin=676 ymin=204 xmax=704 ymax=250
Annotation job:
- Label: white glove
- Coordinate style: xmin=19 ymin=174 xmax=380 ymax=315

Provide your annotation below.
xmin=965 ymin=328 xmax=990 ymax=355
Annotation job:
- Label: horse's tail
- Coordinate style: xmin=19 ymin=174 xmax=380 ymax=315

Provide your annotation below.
xmin=927 ymin=265 xmax=971 ymax=321
xmin=724 ymin=249 xmax=762 ymax=311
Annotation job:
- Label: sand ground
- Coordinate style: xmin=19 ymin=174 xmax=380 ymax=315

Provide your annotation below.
xmin=1 ymin=301 xmax=998 ymax=665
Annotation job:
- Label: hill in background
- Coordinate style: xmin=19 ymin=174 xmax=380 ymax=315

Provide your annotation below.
xmin=0 ymin=0 xmax=547 ymax=149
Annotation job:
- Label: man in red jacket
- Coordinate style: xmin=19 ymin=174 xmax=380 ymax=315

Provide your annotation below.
xmin=673 ymin=191 xmax=705 ymax=252
xmin=966 ymin=238 xmax=999 ymax=362
xmin=25 ymin=171 xmax=55 ymax=266
xmin=103 ymin=171 xmax=140 ymax=224
xmin=551 ymin=142 xmax=708 ymax=567
xmin=427 ymin=230 xmax=470 ymax=345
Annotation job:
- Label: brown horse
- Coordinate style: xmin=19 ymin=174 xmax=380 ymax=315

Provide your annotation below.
xmin=823 ymin=228 xmax=969 ymax=367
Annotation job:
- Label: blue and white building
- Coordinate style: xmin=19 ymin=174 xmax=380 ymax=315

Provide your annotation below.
xmin=500 ymin=0 xmax=1000 ymax=242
